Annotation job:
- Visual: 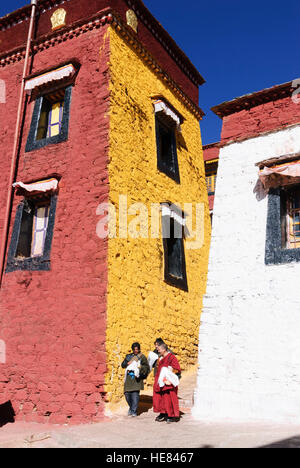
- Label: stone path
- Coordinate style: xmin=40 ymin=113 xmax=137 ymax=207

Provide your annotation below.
xmin=0 ymin=367 xmax=299 ymax=448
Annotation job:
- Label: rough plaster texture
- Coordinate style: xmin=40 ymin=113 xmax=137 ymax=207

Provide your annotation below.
xmin=0 ymin=0 xmax=200 ymax=106
xmin=106 ymin=28 xmax=210 ymax=403
xmin=0 ymin=26 xmax=110 ymax=424
xmin=220 ymin=96 xmax=300 ymax=144
xmin=0 ymin=10 xmax=209 ymax=422
xmin=193 ymin=124 xmax=300 ymax=422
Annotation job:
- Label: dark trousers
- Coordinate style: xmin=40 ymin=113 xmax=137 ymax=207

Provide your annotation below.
xmin=124 ymin=391 xmax=140 ymax=415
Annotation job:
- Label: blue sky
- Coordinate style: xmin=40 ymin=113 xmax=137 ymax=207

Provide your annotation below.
xmin=144 ymin=0 xmax=299 ymax=144
xmin=1 ymin=1 xmax=299 ymax=144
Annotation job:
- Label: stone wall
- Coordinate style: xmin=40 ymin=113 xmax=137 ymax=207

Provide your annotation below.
xmin=193 ymin=124 xmax=300 ymax=422
xmin=0 ymin=3 xmax=209 ymax=420
xmin=221 ymin=95 xmax=300 ymax=144
xmin=105 ymin=27 xmax=211 ymax=403
xmin=0 ymin=25 xmax=110 ymax=425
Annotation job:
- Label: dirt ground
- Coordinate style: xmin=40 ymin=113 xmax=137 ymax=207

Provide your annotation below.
xmin=0 ymin=368 xmax=299 ymax=448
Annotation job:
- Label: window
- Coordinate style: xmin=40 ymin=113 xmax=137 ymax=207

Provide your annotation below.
xmin=16 ymin=202 xmax=50 ymax=259
xmin=155 ymin=114 xmax=180 ymax=183
xmin=25 ymin=85 xmax=72 ymax=152
xmin=6 ymin=195 xmax=57 ymax=272
xmin=265 ymin=186 xmax=300 ymax=265
xmin=162 ymin=204 xmax=188 ymax=291
xmin=205 ymin=160 xmax=218 ymax=196
xmin=280 ymin=187 xmax=300 ymax=249
xmin=36 ymin=90 xmax=65 ymax=140
xmin=206 ymin=173 xmax=216 ymax=195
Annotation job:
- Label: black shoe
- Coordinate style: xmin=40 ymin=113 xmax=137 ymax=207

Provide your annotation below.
xmin=155 ymin=413 xmax=167 ymax=422
xmin=166 ymin=417 xmax=178 ymax=424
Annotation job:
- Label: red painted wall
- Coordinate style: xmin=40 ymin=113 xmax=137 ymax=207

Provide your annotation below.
xmin=220 ymin=96 xmax=300 ymax=144
xmin=0 ymin=24 xmax=110 ymax=424
xmin=203 ymin=144 xmax=219 ymax=162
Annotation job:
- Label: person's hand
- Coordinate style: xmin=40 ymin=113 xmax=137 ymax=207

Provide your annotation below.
xmin=163 ymin=378 xmax=172 ymax=385
xmin=128 ymin=356 xmax=138 ymax=366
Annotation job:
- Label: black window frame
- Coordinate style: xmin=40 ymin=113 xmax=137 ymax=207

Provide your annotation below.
xmin=265 ymin=187 xmax=300 ymax=265
xmin=25 ymin=85 xmax=72 ymax=153
xmin=155 ymin=114 xmax=180 ymax=183
xmin=6 ymin=194 xmax=58 ymax=273
xmin=162 ymin=205 xmax=188 ymax=291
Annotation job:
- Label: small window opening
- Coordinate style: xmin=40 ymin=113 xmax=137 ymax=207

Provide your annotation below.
xmin=165 ymin=217 xmax=185 ymax=279
xmin=26 ymin=85 xmax=72 ymax=152
xmin=158 ymin=121 xmax=174 ymax=168
xmin=36 ymin=89 xmax=65 ymax=141
xmin=16 ymin=199 xmax=50 ymax=260
xmin=162 ymin=206 xmax=188 ymax=291
xmin=156 ymin=116 xmax=180 ymax=183
xmin=205 ymin=161 xmax=218 ymax=196
xmin=206 ymin=173 xmax=216 ymax=195
xmin=281 ymin=187 xmax=300 ymax=250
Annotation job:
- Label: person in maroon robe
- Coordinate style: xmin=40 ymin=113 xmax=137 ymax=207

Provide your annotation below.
xmin=153 ymin=342 xmax=181 ymax=423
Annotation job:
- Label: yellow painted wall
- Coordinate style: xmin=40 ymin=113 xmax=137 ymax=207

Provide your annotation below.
xmin=105 ymin=27 xmax=211 ymax=403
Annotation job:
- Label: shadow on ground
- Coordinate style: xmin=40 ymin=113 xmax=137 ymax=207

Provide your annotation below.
xmin=258 ymin=436 xmax=300 ymax=448
xmin=138 ymin=395 xmax=153 ymax=416
xmin=0 ymin=401 xmax=15 ymax=428
xmin=137 ymin=395 xmax=188 ymax=419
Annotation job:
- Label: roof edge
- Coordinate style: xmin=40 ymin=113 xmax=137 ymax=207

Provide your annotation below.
xmin=212 ymin=80 xmax=296 ymax=118
xmin=0 ymin=0 xmax=205 ymax=88
xmin=127 ymin=0 xmax=205 ymax=87
xmin=203 ymin=141 xmax=221 ymax=150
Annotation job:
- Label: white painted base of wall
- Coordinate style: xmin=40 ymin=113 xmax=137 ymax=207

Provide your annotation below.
xmin=193 ymin=388 xmax=300 ymax=423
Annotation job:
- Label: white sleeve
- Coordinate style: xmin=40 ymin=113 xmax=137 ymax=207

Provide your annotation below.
xmin=148 ymin=351 xmax=158 ymax=371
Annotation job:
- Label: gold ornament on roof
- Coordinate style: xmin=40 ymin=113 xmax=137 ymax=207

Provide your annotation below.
xmin=126 ymin=9 xmax=138 ymax=33
xmin=51 ymin=8 xmax=67 ymax=31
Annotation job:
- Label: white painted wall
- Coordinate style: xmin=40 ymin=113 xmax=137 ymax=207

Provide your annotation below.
xmin=193 ymin=125 xmax=300 ymax=422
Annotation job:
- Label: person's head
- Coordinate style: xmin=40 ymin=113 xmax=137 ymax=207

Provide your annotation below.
xmin=154 ymin=338 xmax=165 ymax=350
xmin=157 ymin=342 xmax=168 ymax=356
xmin=131 ymin=342 xmax=141 ymax=355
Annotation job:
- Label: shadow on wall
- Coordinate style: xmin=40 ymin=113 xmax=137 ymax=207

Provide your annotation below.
xmin=258 ymin=436 xmax=300 ymax=448
xmin=253 ymin=178 xmax=268 ymax=202
xmin=0 ymin=401 xmax=15 ymax=428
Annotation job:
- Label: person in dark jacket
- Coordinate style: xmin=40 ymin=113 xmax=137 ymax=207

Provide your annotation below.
xmin=121 ymin=342 xmax=150 ymax=417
